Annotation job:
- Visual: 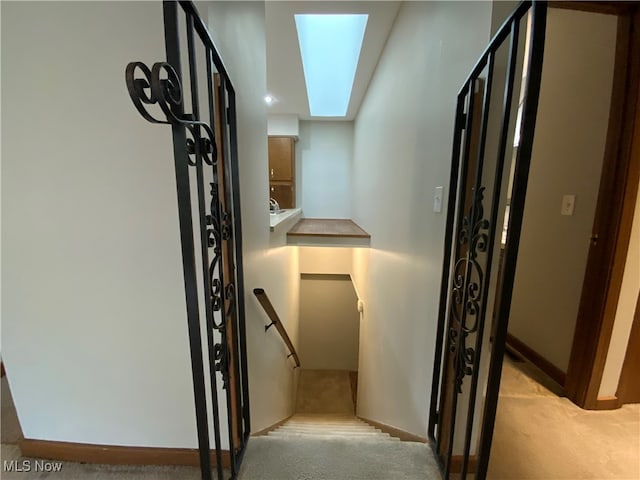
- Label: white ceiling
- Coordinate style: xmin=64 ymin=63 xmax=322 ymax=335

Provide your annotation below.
xmin=265 ymin=1 xmax=401 ymax=121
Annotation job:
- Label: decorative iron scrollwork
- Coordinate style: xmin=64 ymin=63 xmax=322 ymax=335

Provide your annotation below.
xmin=214 ymin=339 xmax=230 ymax=390
xmin=448 ymin=187 xmax=490 ymax=392
xmin=186 ymin=133 xmax=217 ymax=167
xmin=125 ymin=61 xmax=217 ymax=167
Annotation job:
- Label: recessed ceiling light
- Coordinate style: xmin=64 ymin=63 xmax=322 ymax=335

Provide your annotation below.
xmin=295 ymin=14 xmax=368 ymax=117
xmin=264 ymin=94 xmax=275 ymax=105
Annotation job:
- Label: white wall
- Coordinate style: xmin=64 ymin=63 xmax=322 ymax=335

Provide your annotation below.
xmin=205 ymin=2 xmax=301 ymax=433
xmin=2 ymin=1 xmax=209 ymax=448
xmin=508 ymin=9 xmax=617 ymax=373
xmin=1 ymin=0 xmax=299 ymax=449
xmin=296 ymin=121 xmax=353 ymax=218
xmin=267 ymin=114 xmax=299 ymax=137
xmin=299 ymin=247 xmax=353 ymax=275
xmin=299 ymin=276 xmax=360 ymax=371
xmin=298 ymin=247 xmax=360 ymax=371
xmin=351 ymin=1 xmax=492 ymax=439
xmin=599 ymin=177 xmax=640 ymax=397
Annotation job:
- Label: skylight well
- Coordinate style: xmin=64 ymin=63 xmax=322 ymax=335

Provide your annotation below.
xmin=294 ymin=14 xmax=368 ymax=117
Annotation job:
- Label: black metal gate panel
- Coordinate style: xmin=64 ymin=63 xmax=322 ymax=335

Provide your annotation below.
xmin=124 ymin=2 xmax=250 ymax=480
xmin=428 ymin=2 xmax=547 ymax=479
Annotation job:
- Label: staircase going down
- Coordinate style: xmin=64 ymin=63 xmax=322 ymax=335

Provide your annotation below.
xmin=238 ymin=370 xmax=440 ymax=480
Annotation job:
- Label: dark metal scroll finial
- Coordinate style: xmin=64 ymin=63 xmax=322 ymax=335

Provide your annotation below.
xmin=124 ymin=61 xmax=217 ymax=165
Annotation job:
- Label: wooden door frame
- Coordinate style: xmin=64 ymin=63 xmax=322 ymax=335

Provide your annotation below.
xmin=616 ymin=292 xmax=640 ymax=404
xmin=547 ymin=2 xmax=640 ymax=409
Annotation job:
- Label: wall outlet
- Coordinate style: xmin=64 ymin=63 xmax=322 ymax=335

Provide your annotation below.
xmin=561 ymin=194 xmax=576 ymax=216
xmin=434 ymin=186 xmax=444 ymax=213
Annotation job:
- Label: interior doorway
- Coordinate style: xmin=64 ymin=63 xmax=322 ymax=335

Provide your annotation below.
xmin=506 ymin=4 xmax=618 ymax=400
xmin=503 ymin=2 xmax=640 ymax=411
xmin=488 ymin=3 xmax=640 ymax=479
xmin=429 ymin=2 xmax=640 ymax=479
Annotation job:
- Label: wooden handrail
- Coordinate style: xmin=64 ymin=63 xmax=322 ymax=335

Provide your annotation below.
xmin=253 ymin=288 xmax=300 ymax=368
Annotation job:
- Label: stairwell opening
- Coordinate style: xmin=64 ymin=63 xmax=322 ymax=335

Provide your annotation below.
xmin=258 ymin=272 xmax=414 ymax=449
xmin=296 ymin=273 xmax=360 ymax=416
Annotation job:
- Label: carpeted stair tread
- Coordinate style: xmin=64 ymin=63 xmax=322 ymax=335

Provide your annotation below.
xmin=275 ymin=428 xmax=385 ymax=435
xmin=267 ymin=414 xmax=401 ymax=443
xmin=275 ymin=429 xmax=386 ymax=436
xmin=289 ymin=414 xmax=365 ymax=423
xmin=269 ymin=430 xmax=394 ymax=437
xmin=287 ymin=419 xmax=369 ymax=426
xmin=277 ymin=424 xmax=381 ymax=431
xmin=267 ymin=432 xmax=401 ymax=442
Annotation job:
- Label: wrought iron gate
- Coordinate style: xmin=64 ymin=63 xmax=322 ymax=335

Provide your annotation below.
xmin=124 ymin=2 xmax=250 ymax=479
xmin=428 ymin=2 xmax=547 ymax=479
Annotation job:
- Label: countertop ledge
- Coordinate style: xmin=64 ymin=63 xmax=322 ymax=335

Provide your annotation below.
xmin=286 ymin=218 xmax=371 ymax=247
xmin=269 ymin=208 xmax=303 ymax=231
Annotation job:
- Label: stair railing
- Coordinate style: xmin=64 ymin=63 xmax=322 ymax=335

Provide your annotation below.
xmin=253 ymin=288 xmax=301 ymax=368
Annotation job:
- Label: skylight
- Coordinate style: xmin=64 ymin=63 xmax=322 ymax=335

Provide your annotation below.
xmin=294 ymin=14 xmax=368 ymax=117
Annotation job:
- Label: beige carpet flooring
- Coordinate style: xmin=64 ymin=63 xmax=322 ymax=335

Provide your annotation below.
xmin=238 ymin=435 xmax=439 ymax=480
xmin=1 ymin=443 xmax=204 ymax=480
xmin=487 ymin=355 xmax=640 ymax=479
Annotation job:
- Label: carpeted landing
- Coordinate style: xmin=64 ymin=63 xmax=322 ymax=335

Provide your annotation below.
xmin=487 ymin=355 xmax=640 ymax=479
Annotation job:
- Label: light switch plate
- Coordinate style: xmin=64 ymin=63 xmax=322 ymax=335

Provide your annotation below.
xmin=434 ymin=186 xmax=444 ymax=213
xmin=561 ymin=194 xmax=576 ymax=216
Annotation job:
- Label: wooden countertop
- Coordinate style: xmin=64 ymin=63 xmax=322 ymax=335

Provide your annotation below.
xmin=287 ymin=219 xmax=370 ymax=238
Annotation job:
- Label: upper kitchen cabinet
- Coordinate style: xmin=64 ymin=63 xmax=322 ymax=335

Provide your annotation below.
xmin=268 ymin=136 xmax=296 ymax=208
xmin=268 ymin=136 xmax=295 ymax=181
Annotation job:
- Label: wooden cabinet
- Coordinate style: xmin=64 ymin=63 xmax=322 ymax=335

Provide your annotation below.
xmin=270 ymin=184 xmax=294 ymax=210
xmin=268 ymin=136 xmax=295 ymax=208
xmin=268 ymin=137 xmax=294 ymax=181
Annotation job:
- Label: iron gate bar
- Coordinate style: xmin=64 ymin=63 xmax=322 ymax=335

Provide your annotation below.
xmin=200 ymin=50 xmax=228 ymax=480
xmin=432 ymin=86 xmax=467 ymax=454
xmin=458 ymin=49 xmax=496 ymax=480
xmin=220 ymin=80 xmax=243 ymax=452
xmin=204 ymin=44 xmax=227 ymax=480
xmin=215 ymin=75 xmax=238 ymax=478
xmin=476 ymin=2 xmax=547 ymax=477
xmin=185 ymin=9 xmax=225 ymax=480
xmin=225 ymin=86 xmax=252 ymax=441
xmin=427 ymin=95 xmax=465 ymax=441
xmin=440 ymin=75 xmax=478 ymax=477
xmin=163 ymin=2 xmax=213 ymax=479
